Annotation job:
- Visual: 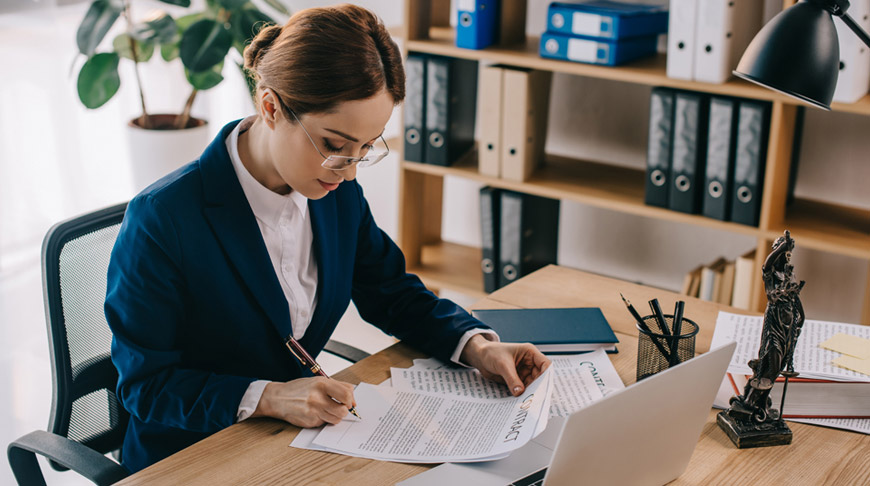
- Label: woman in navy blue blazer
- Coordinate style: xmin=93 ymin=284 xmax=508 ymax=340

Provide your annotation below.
xmin=105 ymin=4 xmax=550 ymax=472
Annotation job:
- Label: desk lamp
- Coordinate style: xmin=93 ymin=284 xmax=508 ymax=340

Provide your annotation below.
xmin=734 ymin=0 xmax=870 ymax=110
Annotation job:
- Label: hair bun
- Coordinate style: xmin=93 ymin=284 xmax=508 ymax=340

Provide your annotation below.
xmin=243 ymin=24 xmax=283 ymax=72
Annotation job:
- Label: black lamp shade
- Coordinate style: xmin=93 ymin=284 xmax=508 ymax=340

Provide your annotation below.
xmin=734 ymin=1 xmax=840 ymax=110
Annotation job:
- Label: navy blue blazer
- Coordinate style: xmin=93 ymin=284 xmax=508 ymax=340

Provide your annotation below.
xmin=105 ymin=120 xmax=487 ymax=472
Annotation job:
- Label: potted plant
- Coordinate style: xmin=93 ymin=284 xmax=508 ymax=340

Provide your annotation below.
xmin=74 ymin=0 xmax=287 ymax=189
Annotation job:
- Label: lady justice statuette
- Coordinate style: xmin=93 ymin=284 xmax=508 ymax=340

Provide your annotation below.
xmin=718 ymin=230 xmax=805 ymax=448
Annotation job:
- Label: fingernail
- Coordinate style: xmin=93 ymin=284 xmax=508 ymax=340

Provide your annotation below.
xmin=513 ymin=386 xmax=522 ymax=394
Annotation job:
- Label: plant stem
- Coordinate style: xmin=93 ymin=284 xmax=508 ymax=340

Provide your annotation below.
xmin=175 ymin=89 xmax=198 ymax=130
xmin=122 ymin=0 xmax=151 ymax=129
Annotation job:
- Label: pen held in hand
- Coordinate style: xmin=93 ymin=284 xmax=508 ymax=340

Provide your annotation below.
xmin=285 ymin=336 xmax=362 ymax=420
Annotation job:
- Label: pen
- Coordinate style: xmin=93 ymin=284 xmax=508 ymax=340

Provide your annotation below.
xmin=669 ymin=301 xmax=685 ymax=367
xmin=648 ymin=298 xmax=671 ymax=337
xmin=620 ymin=293 xmax=671 ymax=361
xmin=648 ymin=298 xmax=674 ymax=358
xmin=284 ymin=335 xmax=362 ymax=420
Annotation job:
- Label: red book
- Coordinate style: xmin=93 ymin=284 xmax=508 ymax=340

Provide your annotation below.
xmin=726 ymin=373 xmax=870 ymax=419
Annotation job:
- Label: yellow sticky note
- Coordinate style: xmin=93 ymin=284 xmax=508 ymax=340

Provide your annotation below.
xmin=820 ymin=333 xmax=870 ymax=360
xmin=832 ymin=355 xmax=870 ymax=377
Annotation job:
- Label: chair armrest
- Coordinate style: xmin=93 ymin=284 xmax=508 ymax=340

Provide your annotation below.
xmin=323 ymin=339 xmax=371 ymax=363
xmin=7 ymin=430 xmax=128 ymax=486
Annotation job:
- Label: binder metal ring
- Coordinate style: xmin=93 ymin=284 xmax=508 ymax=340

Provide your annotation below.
xmin=405 ymin=128 xmax=420 ymax=144
xmin=650 ymin=169 xmax=666 ymax=187
xmin=481 ymin=258 xmax=494 ymax=273
xmin=737 ymin=186 xmax=753 ymax=203
xmin=675 ymin=175 xmax=691 ymax=192
xmin=460 ymin=12 xmax=472 ymax=27
xmin=503 ymin=265 xmax=517 ymax=280
xmin=551 ymin=13 xmax=565 ymax=29
xmin=708 ymin=180 xmax=723 ymax=198
xmin=429 ymin=132 xmax=444 ymax=148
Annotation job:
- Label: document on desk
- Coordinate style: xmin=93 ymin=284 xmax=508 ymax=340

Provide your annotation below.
xmin=391 ymin=349 xmax=623 ymax=418
xmin=711 ymin=311 xmax=870 ymax=382
xmin=309 ymin=369 xmax=553 ymax=463
xmin=711 ymin=311 xmax=870 ymax=435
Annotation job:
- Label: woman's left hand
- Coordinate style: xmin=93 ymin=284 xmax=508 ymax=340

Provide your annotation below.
xmin=460 ymin=334 xmax=551 ymax=396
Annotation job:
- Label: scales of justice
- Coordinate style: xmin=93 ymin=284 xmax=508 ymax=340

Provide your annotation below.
xmin=718 ymin=230 xmax=806 ymax=448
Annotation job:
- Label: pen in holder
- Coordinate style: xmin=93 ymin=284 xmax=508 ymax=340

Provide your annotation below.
xmin=636 ymin=314 xmax=698 ymax=381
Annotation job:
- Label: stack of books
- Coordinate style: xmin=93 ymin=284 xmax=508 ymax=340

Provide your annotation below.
xmin=712 ymin=312 xmax=870 ymax=426
xmin=539 ymin=1 xmax=668 ymax=66
xmin=681 ymin=249 xmax=756 ymax=310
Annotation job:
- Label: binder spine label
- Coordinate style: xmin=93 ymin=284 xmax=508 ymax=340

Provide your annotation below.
xmin=572 ymin=12 xmax=605 ymax=36
xmin=403 ymin=55 xmax=426 ymax=163
xmin=500 ymin=193 xmax=522 ymax=285
xmin=645 ymin=88 xmax=674 ymax=208
xmin=567 ymin=38 xmax=602 ymax=63
xmin=458 ymin=0 xmax=475 ymax=11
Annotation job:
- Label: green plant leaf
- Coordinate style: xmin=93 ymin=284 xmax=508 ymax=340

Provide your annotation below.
xmin=186 ymin=62 xmax=224 ymax=90
xmin=156 ymin=0 xmax=191 ymax=7
xmin=259 ymin=0 xmax=290 ymax=16
xmin=230 ymin=6 xmax=274 ymax=49
xmin=77 ymin=52 xmax=121 ymax=109
xmin=76 ymin=0 xmax=123 ymax=56
xmin=113 ymin=33 xmax=154 ymax=62
xmin=180 ymin=18 xmax=232 ymax=72
xmin=175 ymin=12 xmax=204 ymax=31
xmin=217 ymin=0 xmax=248 ymax=10
xmin=161 ymin=41 xmax=180 ymax=61
xmin=131 ymin=11 xmax=178 ymax=44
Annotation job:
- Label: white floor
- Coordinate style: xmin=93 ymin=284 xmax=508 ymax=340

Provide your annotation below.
xmin=0 ymin=251 xmax=478 ymax=486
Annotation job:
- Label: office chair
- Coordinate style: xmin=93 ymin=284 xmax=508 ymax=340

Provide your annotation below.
xmin=8 ymin=203 xmax=370 ymax=485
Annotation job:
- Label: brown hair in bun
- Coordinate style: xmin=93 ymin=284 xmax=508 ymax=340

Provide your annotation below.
xmin=242 ymin=4 xmax=404 ymax=118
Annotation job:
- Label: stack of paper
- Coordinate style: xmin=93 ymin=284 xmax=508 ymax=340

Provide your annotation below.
xmin=291 ymin=349 xmax=624 ymax=463
xmin=711 ymin=311 xmax=870 ymax=434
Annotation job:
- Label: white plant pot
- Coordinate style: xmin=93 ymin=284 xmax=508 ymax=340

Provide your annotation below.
xmin=126 ymin=114 xmax=211 ymax=193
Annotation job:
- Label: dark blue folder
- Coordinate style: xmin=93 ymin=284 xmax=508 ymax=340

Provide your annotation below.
xmin=471 ymin=307 xmax=618 ymax=354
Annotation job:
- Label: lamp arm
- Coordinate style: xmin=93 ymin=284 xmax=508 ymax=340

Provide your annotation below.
xmin=838 ymin=13 xmax=870 ymax=49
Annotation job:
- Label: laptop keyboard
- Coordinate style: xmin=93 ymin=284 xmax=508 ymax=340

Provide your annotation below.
xmin=510 ymin=467 xmax=548 ymax=486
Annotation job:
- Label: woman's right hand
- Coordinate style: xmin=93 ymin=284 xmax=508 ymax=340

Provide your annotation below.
xmin=251 ymin=377 xmax=357 ymax=428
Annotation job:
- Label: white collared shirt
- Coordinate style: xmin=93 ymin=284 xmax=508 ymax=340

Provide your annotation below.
xmin=227 ymin=118 xmax=319 ymax=341
xmin=227 ymin=118 xmax=497 ymax=421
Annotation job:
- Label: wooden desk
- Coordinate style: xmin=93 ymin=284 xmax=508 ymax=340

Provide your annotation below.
xmin=116 ymin=265 xmax=870 ymax=485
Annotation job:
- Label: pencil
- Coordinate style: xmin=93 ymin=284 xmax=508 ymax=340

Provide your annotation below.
xmin=620 ymin=293 xmax=671 ymax=361
xmin=285 ymin=336 xmax=362 ymax=420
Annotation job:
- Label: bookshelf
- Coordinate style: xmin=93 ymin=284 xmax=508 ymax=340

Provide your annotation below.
xmin=397 ymin=0 xmax=870 ymax=324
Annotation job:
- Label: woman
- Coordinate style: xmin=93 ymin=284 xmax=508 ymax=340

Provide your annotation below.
xmin=105 ymin=4 xmax=550 ymax=473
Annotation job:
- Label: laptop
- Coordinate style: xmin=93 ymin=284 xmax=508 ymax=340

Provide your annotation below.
xmin=399 ymin=342 xmax=737 ymax=486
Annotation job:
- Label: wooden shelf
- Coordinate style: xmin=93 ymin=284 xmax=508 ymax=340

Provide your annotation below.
xmin=408 ymin=241 xmax=487 ymax=300
xmin=398 ymin=1 xmax=870 ymax=322
xmin=407 ymin=27 xmax=870 ymax=116
xmin=403 ymin=152 xmax=762 ymax=238
xmin=770 ymin=199 xmax=870 ymax=260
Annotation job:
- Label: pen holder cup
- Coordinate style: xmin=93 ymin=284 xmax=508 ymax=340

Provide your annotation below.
xmin=636 ymin=315 xmax=699 ymax=381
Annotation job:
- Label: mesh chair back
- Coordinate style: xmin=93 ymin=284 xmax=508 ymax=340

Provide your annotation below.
xmin=42 ymin=203 xmax=129 ymax=470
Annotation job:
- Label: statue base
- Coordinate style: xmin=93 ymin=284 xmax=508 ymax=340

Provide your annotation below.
xmin=717 ymin=411 xmax=792 ymax=449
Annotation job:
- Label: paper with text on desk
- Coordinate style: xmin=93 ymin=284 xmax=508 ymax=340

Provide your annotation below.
xmin=390 ymin=351 xmax=621 ymax=419
xmin=310 ymin=368 xmax=553 ymax=463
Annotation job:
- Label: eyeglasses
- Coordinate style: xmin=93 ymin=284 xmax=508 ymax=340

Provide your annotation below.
xmin=274 ymin=93 xmax=390 ymax=171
